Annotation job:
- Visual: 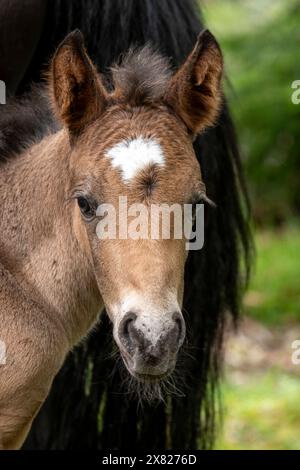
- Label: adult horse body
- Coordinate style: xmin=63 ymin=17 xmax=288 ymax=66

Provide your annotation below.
xmin=0 ymin=0 xmax=251 ymax=450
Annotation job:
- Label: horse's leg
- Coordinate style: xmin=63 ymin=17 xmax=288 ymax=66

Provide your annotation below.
xmin=0 ymin=263 xmax=69 ymax=449
xmin=0 ymin=0 xmax=46 ymax=95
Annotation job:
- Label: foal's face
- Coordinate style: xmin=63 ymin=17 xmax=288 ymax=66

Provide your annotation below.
xmin=71 ymin=108 xmax=202 ymax=380
xmin=51 ymin=30 xmax=223 ymax=382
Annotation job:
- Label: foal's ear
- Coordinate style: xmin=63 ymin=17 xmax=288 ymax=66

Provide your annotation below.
xmin=164 ymin=30 xmax=223 ymax=136
xmin=50 ymin=30 xmax=108 ymax=136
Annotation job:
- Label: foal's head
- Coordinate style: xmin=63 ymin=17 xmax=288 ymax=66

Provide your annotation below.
xmin=50 ymin=30 xmax=223 ymax=384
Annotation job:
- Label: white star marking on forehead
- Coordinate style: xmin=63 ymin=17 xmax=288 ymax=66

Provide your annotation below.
xmin=105 ymin=137 xmax=165 ymax=182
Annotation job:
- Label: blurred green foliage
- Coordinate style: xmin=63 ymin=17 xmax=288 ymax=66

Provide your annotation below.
xmin=204 ymin=0 xmax=300 ymax=225
xmin=216 ymin=370 xmax=300 ymax=449
xmin=203 ymin=1 xmax=300 ymax=450
xmin=218 ymin=226 xmax=300 ymax=450
xmin=244 ymin=223 xmax=300 ymax=324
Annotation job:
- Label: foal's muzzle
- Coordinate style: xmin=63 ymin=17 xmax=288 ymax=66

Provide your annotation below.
xmin=117 ymin=310 xmax=186 ymax=380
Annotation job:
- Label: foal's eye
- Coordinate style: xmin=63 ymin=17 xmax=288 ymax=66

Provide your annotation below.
xmin=193 ymin=192 xmax=216 ymax=209
xmin=77 ymin=196 xmax=95 ymax=220
xmin=190 ymin=192 xmax=216 ymax=222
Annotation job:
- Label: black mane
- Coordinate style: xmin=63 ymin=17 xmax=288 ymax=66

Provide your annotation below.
xmin=0 ymin=86 xmax=58 ymax=163
xmin=111 ymin=45 xmax=172 ymax=105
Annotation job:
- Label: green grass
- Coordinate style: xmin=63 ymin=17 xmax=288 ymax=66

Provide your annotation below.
xmin=216 ymin=225 xmax=300 ymax=449
xmin=216 ymin=370 xmax=300 ymax=449
xmin=244 ymin=224 xmax=300 ymax=325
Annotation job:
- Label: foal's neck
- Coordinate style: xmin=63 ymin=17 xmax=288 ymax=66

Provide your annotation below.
xmin=0 ymin=130 xmax=103 ymax=346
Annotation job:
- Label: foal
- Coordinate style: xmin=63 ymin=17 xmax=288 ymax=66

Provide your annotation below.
xmin=0 ymin=30 xmax=223 ymax=449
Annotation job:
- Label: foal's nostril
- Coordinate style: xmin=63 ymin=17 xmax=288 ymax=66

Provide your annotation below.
xmin=172 ymin=311 xmax=186 ymax=347
xmin=118 ymin=310 xmax=185 ymax=369
xmin=118 ymin=311 xmax=137 ymax=352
